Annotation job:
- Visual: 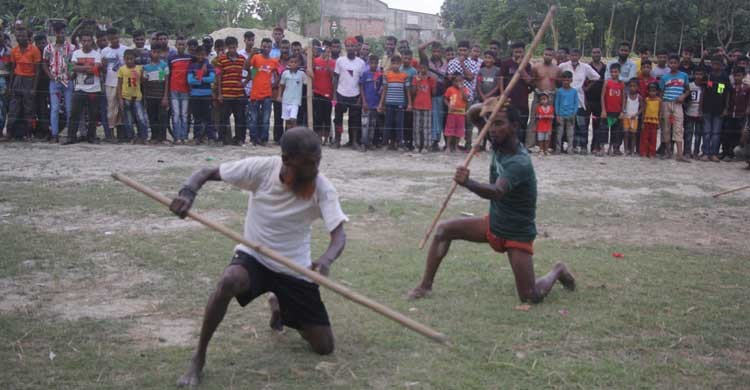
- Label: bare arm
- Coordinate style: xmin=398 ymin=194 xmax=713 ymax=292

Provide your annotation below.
xmin=454 ymin=166 xmax=508 ymax=201
xmin=169 ymin=167 xmax=222 ymax=218
xmin=311 ymin=223 xmax=346 ymax=276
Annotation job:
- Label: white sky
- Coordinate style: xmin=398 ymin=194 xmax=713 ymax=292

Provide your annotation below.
xmin=382 ymin=0 xmax=443 ymax=15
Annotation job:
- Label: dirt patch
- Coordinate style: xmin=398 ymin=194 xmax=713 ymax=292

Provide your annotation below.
xmin=10 ymin=205 xmax=235 ymax=235
xmin=128 ymin=317 xmax=197 ymax=348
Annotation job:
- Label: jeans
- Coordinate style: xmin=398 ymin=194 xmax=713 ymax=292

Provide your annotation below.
xmin=361 ymin=109 xmax=379 ymax=146
xmin=122 ymin=99 xmax=149 ymax=139
xmin=7 ymin=76 xmax=34 ymax=138
xmin=273 ymin=99 xmax=283 ymax=142
xmin=220 ymin=98 xmax=246 ymax=144
xmin=170 ymin=91 xmax=189 ymax=140
xmin=384 ymin=104 xmax=405 ymax=145
xmin=702 ymin=113 xmax=722 ymax=156
xmin=249 ymin=98 xmax=272 ymax=144
xmin=69 ymin=91 xmax=100 ymax=141
xmin=99 ymin=92 xmax=111 ymax=138
xmin=555 ymin=116 xmax=575 ymax=152
xmin=333 ymin=93 xmax=362 ymax=144
xmin=684 ymin=116 xmax=703 ymax=155
xmin=190 ymin=96 xmax=214 ymax=140
xmin=145 ymin=96 xmax=168 ymax=141
xmin=431 ymin=96 xmax=444 ymax=144
xmin=574 ymin=107 xmax=589 ymax=149
xmin=49 ymin=80 xmax=73 ymax=137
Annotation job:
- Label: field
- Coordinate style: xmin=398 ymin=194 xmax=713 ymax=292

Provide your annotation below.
xmin=1 ymin=142 xmax=749 ymax=389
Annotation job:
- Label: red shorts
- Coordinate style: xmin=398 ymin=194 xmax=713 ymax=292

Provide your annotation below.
xmin=484 ymin=216 xmax=534 ymax=255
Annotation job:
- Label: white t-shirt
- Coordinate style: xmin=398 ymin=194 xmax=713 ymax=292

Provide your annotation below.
xmin=238 ymin=48 xmax=253 ymax=95
xmin=101 ymin=45 xmax=129 ymax=87
xmin=219 ymin=156 xmax=348 ymax=281
xmin=335 ymin=56 xmax=365 ymax=97
xmin=70 ymin=49 xmax=102 ymax=93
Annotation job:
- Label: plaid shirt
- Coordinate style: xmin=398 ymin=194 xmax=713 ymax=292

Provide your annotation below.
xmin=447 ymin=57 xmax=480 ymax=102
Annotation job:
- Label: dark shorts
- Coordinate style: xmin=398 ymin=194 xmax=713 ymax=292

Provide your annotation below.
xmin=230 ymin=251 xmax=330 ymax=330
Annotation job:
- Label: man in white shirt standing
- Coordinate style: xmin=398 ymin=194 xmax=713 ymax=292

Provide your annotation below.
xmin=332 ymin=37 xmax=365 ymax=149
xmin=63 ymin=31 xmax=102 ymax=144
xmin=171 ymin=127 xmax=348 ymax=388
xmin=558 ymin=48 xmax=601 ymax=153
xmin=100 ymin=28 xmax=129 ymax=141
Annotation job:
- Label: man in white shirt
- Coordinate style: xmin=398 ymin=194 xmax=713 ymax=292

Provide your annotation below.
xmin=63 ymin=31 xmax=102 ymax=144
xmin=332 ymin=37 xmax=365 ymax=148
xmin=558 ymin=48 xmax=601 ymax=153
xmin=100 ymin=28 xmax=129 ymax=141
xmin=171 ymin=128 xmax=348 ymax=388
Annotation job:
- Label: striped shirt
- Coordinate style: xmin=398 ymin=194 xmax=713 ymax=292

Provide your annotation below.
xmin=216 ymin=54 xmax=246 ymax=98
xmin=659 ymin=71 xmax=689 ymax=102
xmin=383 ymin=71 xmax=409 ymax=106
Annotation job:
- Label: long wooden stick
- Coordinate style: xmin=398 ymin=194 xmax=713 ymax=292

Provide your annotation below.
xmin=418 ymin=6 xmax=557 ymax=249
xmin=306 ymin=40 xmax=314 ymax=129
xmin=712 ymin=185 xmax=750 ymax=198
xmin=111 ymin=173 xmax=448 ymax=345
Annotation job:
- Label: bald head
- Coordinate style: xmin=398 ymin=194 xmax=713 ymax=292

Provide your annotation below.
xmin=280 ymin=127 xmax=322 ymax=158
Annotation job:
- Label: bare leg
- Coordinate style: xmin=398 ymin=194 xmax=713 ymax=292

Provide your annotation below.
xmin=506 ymin=249 xmax=575 ymax=304
xmin=407 ymin=217 xmax=488 ymax=299
xmin=298 ymin=325 xmax=335 ymax=355
xmin=267 ymin=293 xmax=283 ymax=331
xmin=177 ymin=265 xmax=250 ymax=387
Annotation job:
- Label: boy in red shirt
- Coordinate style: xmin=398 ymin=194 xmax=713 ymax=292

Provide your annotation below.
xmin=443 ymin=72 xmax=470 ymax=153
xmin=312 ymin=41 xmax=335 ymax=144
xmin=535 ymin=93 xmax=554 ymax=155
xmin=412 ymin=63 xmax=435 ymax=152
xmin=600 ymin=63 xmax=624 ymax=156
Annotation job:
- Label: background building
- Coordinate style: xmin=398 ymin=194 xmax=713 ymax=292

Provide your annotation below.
xmin=304 ymin=0 xmax=454 ymax=43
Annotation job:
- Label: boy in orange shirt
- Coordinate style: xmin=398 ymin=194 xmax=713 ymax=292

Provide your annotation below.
xmin=8 ymin=27 xmax=41 ymax=140
xmin=412 ymin=63 xmax=435 ymax=152
xmin=248 ymin=38 xmax=279 ymax=146
xmin=444 ymin=72 xmax=470 ymax=153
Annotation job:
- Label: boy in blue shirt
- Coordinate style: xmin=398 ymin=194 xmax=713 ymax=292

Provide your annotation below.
xmin=187 ymin=46 xmax=216 ymax=144
xmin=659 ymin=55 xmax=691 ymax=162
xmin=142 ymin=44 xmax=170 ymax=144
xmin=359 ymin=54 xmax=382 ymax=151
xmin=554 ymin=71 xmax=578 ymax=153
xmin=278 ymin=55 xmax=307 ymax=130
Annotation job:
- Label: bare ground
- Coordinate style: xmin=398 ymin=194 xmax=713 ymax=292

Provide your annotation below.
xmin=1 ymin=141 xmax=749 ymax=352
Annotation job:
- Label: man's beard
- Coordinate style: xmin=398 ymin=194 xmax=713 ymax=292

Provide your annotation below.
xmin=282 ymin=170 xmax=316 ymax=199
xmin=619 ymin=55 xmax=628 ymax=62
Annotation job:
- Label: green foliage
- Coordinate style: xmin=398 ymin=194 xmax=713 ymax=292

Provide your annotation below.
xmin=440 ymin=0 xmax=750 ymax=56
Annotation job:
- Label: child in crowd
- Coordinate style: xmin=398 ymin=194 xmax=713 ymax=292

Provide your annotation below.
xmin=640 ymin=83 xmax=661 ymax=158
xmin=443 ymin=72 xmax=469 ymax=153
xmin=142 ymin=44 xmax=170 ymax=144
xmin=412 ymin=62 xmax=435 ymax=152
xmin=400 ymin=49 xmax=417 ymax=150
xmin=600 ymin=63 xmax=624 ymax=156
xmin=622 ymin=79 xmax=643 ymax=155
xmin=659 ymin=55 xmax=690 ymax=162
xmin=215 ymin=36 xmax=246 ymax=145
xmin=116 ymin=49 xmax=148 ymax=144
xmin=638 ymin=60 xmax=657 ymax=97
xmin=187 ymin=46 xmax=216 ymax=144
xmin=477 ymin=51 xmax=500 ymax=102
xmin=378 ymin=54 xmax=412 ymax=150
xmin=723 ymin=67 xmax=750 ymax=161
xmin=312 ymin=41 xmax=335 ymax=144
xmin=359 ymin=54 xmax=382 ymax=151
xmin=278 ymin=55 xmax=306 ymax=130
xmin=167 ymin=35 xmax=192 ymax=143
xmin=554 ymin=71 xmax=577 ymax=153
xmin=684 ymin=68 xmax=705 ymax=159
xmin=102 ymin=28 xmax=127 ymax=141
xmin=535 ymin=93 xmax=554 ymax=155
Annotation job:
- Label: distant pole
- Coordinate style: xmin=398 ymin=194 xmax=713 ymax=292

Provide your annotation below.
xmin=319 ymin=0 xmax=324 ymax=37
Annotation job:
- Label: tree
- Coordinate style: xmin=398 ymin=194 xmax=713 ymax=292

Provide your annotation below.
xmin=248 ymin=0 xmax=318 ymax=32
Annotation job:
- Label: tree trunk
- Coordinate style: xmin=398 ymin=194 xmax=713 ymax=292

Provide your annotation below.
xmin=653 ymin=24 xmax=659 ymax=55
xmin=551 ymin=18 xmax=559 ymax=51
xmin=605 ymin=1 xmax=616 ymax=56
xmin=630 ymin=12 xmax=641 ymax=53
xmin=677 ymin=23 xmax=685 ymax=54
xmin=527 ymin=16 xmax=536 ymax=41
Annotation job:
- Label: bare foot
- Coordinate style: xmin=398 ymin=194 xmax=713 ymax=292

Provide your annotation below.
xmin=555 ymin=262 xmax=576 ymax=291
xmin=268 ymin=294 xmax=283 ymax=332
xmin=176 ymin=355 xmax=204 ymax=387
xmin=406 ymin=286 xmax=432 ymax=300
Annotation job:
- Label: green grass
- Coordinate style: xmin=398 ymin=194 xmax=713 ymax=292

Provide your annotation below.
xmin=1 ymin=171 xmax=749 ymax=389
